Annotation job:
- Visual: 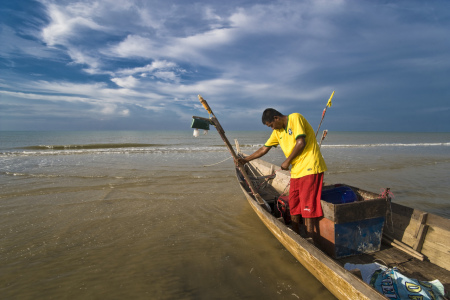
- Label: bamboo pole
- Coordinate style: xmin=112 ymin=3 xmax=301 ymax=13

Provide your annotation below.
xmin=315 ymin=91 xmax=334 ymax=138
xmin=196 ymin=95 xmax=271 ymax=212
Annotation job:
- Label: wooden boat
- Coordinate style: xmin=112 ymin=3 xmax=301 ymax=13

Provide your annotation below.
xmin=234 ymin=152 xmax=450 ymax=300
xmin=192 ymin=96 xmax=449 ymax=299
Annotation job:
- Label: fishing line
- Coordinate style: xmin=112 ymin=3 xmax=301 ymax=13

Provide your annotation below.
xmin=202 ymin=156 xmax=233 ymax=167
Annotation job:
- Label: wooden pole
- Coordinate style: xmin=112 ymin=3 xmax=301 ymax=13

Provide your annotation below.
xmin=315 ymin=91 xmax=334 ymax=138
xmin=382 ymin=234 xmax=425 ymax=261
xmin=315 ymin=108 xmax=328 ymax=138
xmin=196 ymin=95 xmax=271 ymax=212
xmin=319 ymin=129 xmax=328 ymax=148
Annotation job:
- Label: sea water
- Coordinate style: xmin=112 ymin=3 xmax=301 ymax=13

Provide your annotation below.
xmin=0 ymin=130 xmax=449 ymax=299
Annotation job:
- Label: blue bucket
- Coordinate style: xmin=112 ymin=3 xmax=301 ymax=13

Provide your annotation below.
xmin=321 ymin=186 xmax=357 ymax=204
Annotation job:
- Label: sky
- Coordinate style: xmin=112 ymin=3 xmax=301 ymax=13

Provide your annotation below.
xmin=0 ymin=0 xmax=449 ymax=132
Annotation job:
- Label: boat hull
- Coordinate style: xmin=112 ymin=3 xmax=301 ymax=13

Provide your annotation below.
xmin=236 ymin=163 xmax=386 ymax=300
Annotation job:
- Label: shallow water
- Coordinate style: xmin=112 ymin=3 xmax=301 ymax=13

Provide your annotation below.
xmin=0 ymin=130 xmax=449 ymax=299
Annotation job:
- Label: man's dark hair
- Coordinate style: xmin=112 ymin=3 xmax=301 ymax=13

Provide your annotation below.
xmin=262 ymin=108 xmax=283 ymax=125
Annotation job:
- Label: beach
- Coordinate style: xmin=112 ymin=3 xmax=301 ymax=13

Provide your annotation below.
xmin=1 ymin=130 xmax=449 ymax=299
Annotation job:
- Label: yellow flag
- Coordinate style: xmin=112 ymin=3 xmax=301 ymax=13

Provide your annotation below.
xmin=327 ymin=91 xmax=334 ymax=107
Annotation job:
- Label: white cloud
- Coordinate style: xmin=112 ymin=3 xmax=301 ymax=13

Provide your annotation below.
xmin=41 ymin=3 xmax=105 ymax=47
xmin=28 ymin=81 xmax=108 ymax=97
xmin=67 ymin=49 xmax=100 ymax=69
xmin=135 ymin=104 xmax=165 ymax=112
xmin=110 ymin=35 xmax=158 ymax=58
xmin=203 ymin=7 xmax=223 ymax=23
xmin=177 ymin=27 xmax=235 ymax=48
xmin=116 ymin=60 xmax=178 ymax=77
xmin=0 ymin=90 xmax=93 ymax=103
xmin=136 ymin=7 xmax=165 ymax=29
xmin=152 ymin=71 xmax=178 ymax=82
xmin=111 ymin=76 xmax=139 ymax=88
xmin=99 ymin=103 xmax=117 ymax=115
xmin=120 ymin=109 xmax=130 ymax=116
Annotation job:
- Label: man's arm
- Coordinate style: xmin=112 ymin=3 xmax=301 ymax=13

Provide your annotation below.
xmin=237 ymin=146 xmax=271 ymax=165
xmin=281 ymin=136 xmax=306 ymax=170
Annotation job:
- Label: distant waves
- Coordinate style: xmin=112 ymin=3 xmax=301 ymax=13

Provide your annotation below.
xmin=20 ymin=143 xmax=164 ymax=150
xmin=322 ymin=142 xmax=450 ymax=148
xmin=1 ymin=141 xmax=447 ymax=157
xmin=1 ymin=143 xmax=229 ymax=157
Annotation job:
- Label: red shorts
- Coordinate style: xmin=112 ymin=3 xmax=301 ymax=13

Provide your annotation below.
xmin=289 ymin=173 xmax=324 ymax=218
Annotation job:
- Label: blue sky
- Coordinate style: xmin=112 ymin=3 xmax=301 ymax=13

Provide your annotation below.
xmin=0 ymin=0 xmax=449 ymax=132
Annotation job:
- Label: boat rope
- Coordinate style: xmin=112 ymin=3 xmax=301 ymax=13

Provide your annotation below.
xmin=276 ymin=169 xmax=291 ymax=197
xmin=246 ymin=163 xmax=258 ymax=178
xmin=280 ymin=181 xmax=291 ymax=197
xmin=381 ymin=188 xmax=395 ymax=233
xmin=202 ymin=156 xmax=232 ymax=167
xmin=248 ymin=166 xmax=283 ymax=192
xmin=237 ymin=156 xmax=291 ymax=200
xmin=254 ymin=174 xmax=276 ymax=190
xmin=246 ymin=165 xmax=268 ymax=192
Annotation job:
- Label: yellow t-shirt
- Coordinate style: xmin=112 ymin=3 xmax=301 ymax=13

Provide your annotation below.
xmin=264 ymin=113 xmax=327 ymax=178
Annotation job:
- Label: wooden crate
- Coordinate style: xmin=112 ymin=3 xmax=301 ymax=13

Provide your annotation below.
xmin=315 ymin=185 xmax=387 ymax=258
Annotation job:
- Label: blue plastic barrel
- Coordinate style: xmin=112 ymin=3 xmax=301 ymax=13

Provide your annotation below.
xmin=321 ymin=186 xmax=357 ymax=204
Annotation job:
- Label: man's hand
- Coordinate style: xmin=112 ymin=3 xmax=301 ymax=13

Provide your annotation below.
xmin=237 ymin=157 xmax=248 ymax=165
xmin=280 ymin=137 xmax=305 ymax=171
xmin=235 ymin=145 xmax=271 ymax=166
xmin=281 ymin=161 xmax=290 ymax=170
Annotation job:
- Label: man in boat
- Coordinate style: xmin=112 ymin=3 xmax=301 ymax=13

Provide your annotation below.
xmin=237 ymin=108 xmax=327 ymax=238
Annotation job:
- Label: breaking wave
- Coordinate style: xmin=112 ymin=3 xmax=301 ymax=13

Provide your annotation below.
xmin=1 ymin=144 xmax=227 ymax=157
